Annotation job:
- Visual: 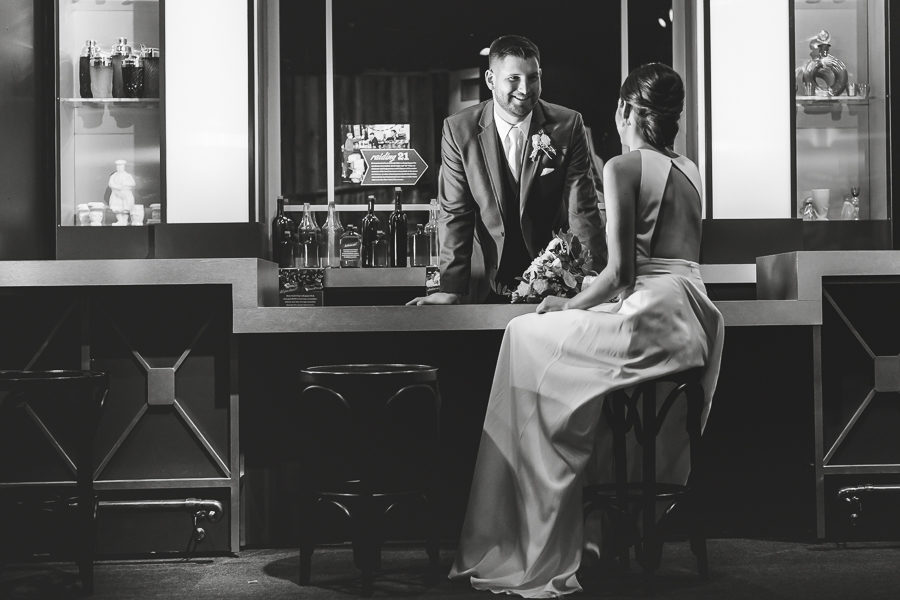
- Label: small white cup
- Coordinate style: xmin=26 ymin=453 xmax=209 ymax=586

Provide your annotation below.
xmin=76 ymin=204 xmax=90 ymax=226
xmin=131 ymin=204 xmax=145 ymax=225
xmin=113 ymin=210 xmax=130 ymax=226
xmin=87 ymin=202 xmax=106 ymax=226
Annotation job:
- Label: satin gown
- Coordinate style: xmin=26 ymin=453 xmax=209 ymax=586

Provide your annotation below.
xmin=449 ymin=149 xmax=725 ymax=597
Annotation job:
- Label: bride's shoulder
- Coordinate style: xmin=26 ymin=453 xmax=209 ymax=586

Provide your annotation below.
xmin=604 ymin=151 xmax=642 ymax=181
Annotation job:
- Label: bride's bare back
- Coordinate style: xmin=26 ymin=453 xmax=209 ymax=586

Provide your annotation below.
xmin=650 ymin=155 xmax=702 ymax=262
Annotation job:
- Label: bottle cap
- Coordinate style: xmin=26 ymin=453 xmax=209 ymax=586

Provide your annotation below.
xmin=81 ymin=40 xmax=98 ymax=56
xmin=90 ymin=55 xmax=111 ymax=67
xmin=112 ymin=37 xmax=132 ymax=56
xmin=395 ymin=186 xmax=402 ymax=192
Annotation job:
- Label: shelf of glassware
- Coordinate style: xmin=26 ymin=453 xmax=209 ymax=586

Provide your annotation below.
xmin=794 ymin=97 xmax=887 ymax=221
xmin=58 ymin=99 xmax=161 ymax=227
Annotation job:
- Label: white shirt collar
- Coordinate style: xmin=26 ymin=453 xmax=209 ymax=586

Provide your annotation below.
xmin=493 ymin=105 xmax=533 ymax=142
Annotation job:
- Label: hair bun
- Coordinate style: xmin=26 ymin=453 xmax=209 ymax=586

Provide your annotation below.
xmin=620 ymin=63 xmax=684 ymax=150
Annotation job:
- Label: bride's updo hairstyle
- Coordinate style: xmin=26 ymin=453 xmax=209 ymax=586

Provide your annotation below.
xmin=620 ymin=63 xmax=684 ymax=150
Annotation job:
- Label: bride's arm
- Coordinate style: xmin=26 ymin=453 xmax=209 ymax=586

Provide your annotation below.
xmin=538 ymin=155 xmax=638 ymax=313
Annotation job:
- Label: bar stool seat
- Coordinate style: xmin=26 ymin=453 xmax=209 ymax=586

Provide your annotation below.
xmin=297 ymin=364 xmax=441 ymax=596
xmin=0 ymin=370 xmax=108 ymax=594
xmin=583 ymin=367 xmax=708 ymax=579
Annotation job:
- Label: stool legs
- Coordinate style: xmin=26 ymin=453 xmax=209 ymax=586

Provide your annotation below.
xmin=607 ymin=392 xmax=631 ymax=569
xmin=686 ymin=383 xmax=709 ymax=579
xmin=637 ymin=384 xmax=664 ymax=574
xmin=298 ymin=494 xmax=317 ymax=586
xmin=599 ymin=376 xmax=708 ymax=580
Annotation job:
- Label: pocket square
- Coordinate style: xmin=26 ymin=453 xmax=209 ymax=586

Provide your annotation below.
xmin=540 ymin=167 xmax=556 ymax=176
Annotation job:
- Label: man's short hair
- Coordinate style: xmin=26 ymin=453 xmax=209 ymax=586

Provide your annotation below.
xmin=488 ymin=34 xmax=540 ymax=67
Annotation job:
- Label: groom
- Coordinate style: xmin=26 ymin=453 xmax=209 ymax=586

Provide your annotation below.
xmin=407 ymin=34 xmax=606 ymax=305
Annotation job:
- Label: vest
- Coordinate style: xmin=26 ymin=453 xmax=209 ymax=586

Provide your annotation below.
xmin=494 ymin=129 xmax=532 ymax=291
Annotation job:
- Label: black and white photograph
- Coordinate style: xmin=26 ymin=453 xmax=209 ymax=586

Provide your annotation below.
xmin=2 ymin=0 xmax=900 ymax=599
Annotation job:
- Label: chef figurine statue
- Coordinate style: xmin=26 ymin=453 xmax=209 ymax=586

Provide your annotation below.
xmin=108 ymin=159 xmax=136 ymax=213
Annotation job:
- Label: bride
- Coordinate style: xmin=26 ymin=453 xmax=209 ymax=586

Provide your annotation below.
xmin=449 ymin=63 xmax=724 ymax=597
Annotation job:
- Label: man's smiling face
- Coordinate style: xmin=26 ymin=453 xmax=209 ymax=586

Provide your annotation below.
xmin=486 ymin=55 xmax=542 ymax=123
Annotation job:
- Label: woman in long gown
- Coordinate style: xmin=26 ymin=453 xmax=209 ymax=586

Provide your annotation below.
xmin=449 ymin=63 xmax=725 ymax=597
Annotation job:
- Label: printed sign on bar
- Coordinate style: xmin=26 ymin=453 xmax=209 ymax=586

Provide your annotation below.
xmin=360 ymin=149 xmax=428 ymax=186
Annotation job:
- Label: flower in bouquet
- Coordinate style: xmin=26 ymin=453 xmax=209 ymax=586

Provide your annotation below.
xmin=509 ymin=230 xmax=597 ymax=304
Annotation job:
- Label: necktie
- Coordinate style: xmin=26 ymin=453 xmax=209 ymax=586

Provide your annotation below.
xmin=506 ymin=126 xmax=524 ymax=182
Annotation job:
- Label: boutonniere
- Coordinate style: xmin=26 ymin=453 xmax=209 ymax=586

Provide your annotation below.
xmin=529 ymin=130 xmax=557 ymax=161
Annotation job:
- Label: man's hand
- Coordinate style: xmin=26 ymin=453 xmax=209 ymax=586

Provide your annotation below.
xmin=406 ymin=292 xmax=461 ymax=306
xmin=535 ymin=296 xmax=569 ymax=314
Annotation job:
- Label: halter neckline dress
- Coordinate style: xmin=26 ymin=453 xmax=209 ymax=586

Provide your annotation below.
xmin=449 ymin=149 xmax=725 ymax=597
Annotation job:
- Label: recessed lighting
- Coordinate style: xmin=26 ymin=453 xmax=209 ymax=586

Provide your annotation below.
xmin=658 ymin=17 xmax=667 ymax=28
xmin=479 ymin=47 xmax=490 ymax=56
xmin=669 ymin=8 xmax=673 ymax=21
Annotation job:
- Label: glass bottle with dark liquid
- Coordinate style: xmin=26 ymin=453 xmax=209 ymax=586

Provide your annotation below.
xmin=140 ymin=47 xmax=160 ymax=98
xmin=110 ymin=37 xmax=132 ymax=98
xmin=388 ymin=187 xmax=408 ymax=267
xmin=361 ymin=195 xmax=381 ymax=267
xmin=122 ymin=55 xmax=144 ymax=98
xmin=271 ymin=195 xmax=296 ymax=268
xmin=79 ymin=39 xmax=98 ymax=98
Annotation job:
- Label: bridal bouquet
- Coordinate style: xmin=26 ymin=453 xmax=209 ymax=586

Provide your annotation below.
xmin=509 ymin=230 xmax=597 ymax=304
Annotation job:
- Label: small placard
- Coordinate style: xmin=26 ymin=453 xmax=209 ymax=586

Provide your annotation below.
xmin=279 ymin=268 xmax=325 ymax=307
xmin=360 ymin=149 xmax=428 ymax=186
xmin=425 ymin=266 xmax=441 ymax=296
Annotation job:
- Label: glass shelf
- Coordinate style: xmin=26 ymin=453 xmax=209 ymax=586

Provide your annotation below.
xmin=61 ymin=97 xmax=160 ymax=103
xmin=795 ymin=95 xmax=871 ymax=104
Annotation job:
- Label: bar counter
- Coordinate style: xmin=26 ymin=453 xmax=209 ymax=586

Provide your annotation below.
xmin=1 ymin=252 xmax=895 ymax=552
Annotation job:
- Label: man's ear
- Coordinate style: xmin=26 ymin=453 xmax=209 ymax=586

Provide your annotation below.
xmin=485 ymin=69 xmax=495 ymax=90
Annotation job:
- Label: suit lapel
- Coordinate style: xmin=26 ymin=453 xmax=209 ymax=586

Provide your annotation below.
xmin=476 ymin=101 xmax=507 ymax=221
xmin=518 ymin=102 xmax=547 ymax=254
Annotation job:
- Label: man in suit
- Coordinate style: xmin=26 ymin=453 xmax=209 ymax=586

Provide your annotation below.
xmin=408 ymin=34 xmax=606 ymax=305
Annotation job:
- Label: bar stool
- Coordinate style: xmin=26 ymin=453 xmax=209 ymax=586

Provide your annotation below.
xmin=297 ymin=364 xmax=441 ymax=596
xmin=0 ymin=370 xmax=109 ymax=594
xmin=583 ymin=367 xmax=708 ymax=579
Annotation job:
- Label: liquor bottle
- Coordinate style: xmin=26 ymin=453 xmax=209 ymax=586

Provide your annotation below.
xmin=373 ymin=231 xmax=389 ymax=267
xmin=271 ymin=196 xmax=295 ymax=268
xmin=319 ymin=200 xmax=343 ymax=268
xmin=89 ymin=55 xmax=113 ymax=98
xmin=425 ymin=198 xmax=441 ymax=266
xmin=122 ymin=54 xmax=144 ymax=98
xmin=361 ymin=195 xmax=381 ymax=267
xmin=850 ymin=186 xmax=861 ymax=220
xmin=295 ymin=202 xmax=320 ymax=268
xmin=340 ymin=225 xmax=362 ymax=267
xmin=79 ymin=40 xmax=98 ymax=98
xmin=388 ymin=187 xmax=408 ymax=267
xmin=110 ymin=37 xmax=132 ymax=98
xmin=140 ymin=47 xmax=160 ymax=98
xmin=408 ymin=224 xmax=429 ymax=267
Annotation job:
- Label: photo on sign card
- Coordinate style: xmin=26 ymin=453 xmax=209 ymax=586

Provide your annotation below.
xmin=340 ymin=123 xmax=410 ymax=184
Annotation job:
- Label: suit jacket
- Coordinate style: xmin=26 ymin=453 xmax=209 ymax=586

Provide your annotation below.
xmin=438 ymin=99 xmax=606 ymax=302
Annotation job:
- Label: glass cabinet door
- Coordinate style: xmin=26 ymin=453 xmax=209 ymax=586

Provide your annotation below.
xmin=793 ymin=0 xmax=889 ymax=222
xmin=57 ymin=0 xmax=162 ymax=228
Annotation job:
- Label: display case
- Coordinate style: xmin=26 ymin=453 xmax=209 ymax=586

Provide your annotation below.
xmin=56 ymin=0 xmax=162 ymax=232
xmin=793 ymin=0 xmax=889 ymax=222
